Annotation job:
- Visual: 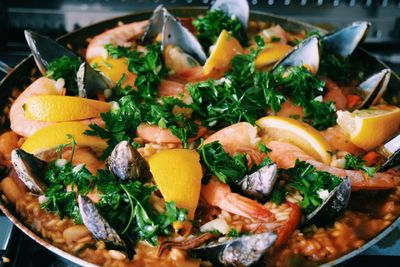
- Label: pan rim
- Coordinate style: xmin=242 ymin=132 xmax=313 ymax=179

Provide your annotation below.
xmin=0 ymin=7 xmax=399 ymax=267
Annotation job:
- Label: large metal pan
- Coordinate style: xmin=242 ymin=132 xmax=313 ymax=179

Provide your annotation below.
xmin=0 ymin=7 xmax=399 ymax=267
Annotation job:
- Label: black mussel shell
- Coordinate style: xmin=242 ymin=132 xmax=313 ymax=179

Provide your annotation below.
xmin=304 ymin=177 xmax=351 ymax=227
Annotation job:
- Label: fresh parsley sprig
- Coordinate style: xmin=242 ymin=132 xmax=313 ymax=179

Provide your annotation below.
xmin=344 ymin=153 xmax=376 ymax=177
xmin=272 ymin=160 xmax=342 ymax=214
xmin=45 ymin=56 xmax=82 ymax=95
xmin=192 ymin=9 xmax=247 ymax=49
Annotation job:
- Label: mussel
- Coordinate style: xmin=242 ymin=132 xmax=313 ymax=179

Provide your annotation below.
xmin=272 ymin=36 xmax=320 ymax=74
xmin=11 ymin=149 xmax=48 ymax=195
xmin=356 ymin=69 xmax=391 ymax=109
xmin=162 ymin=13 xmax=207 ymax=65
xmin=191 ymin=231 xmax=277 ymax=266
xmin=210 ymin=0 xmax=249 ymax=31
xmin=107 ymin=141 xmax=151 ymax=181
xmin=322 ymin=21 xmax=370 ymax=58
xmin=24 ymin=30 xmax=109 ymax=98
xmin=141 ymin=5 xmax=167 ymax=44
xmin=303 ymin=177 xmax=351 ymax=227
xmin=377 ymin=133 xmax=400 ymax=172
xmin=236 ymin=163 xmax=278 ymax=202
xmin=78 ymin=195 xmax=126 ymax=250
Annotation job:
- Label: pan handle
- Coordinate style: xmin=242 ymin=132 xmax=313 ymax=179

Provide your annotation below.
xmin=0 ymin=61 xmax=13 ymax=74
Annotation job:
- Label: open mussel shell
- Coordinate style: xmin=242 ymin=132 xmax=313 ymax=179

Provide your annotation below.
xmin=322 ymin=21 xmax=370 ymax=58
xmin=107 ymin=141 xmax=151 ymax=181
xmin=24 ymin=30 xmax=78 ymax=76
xmin=272 ymin=36 xmax=320 ymax=74
xmin=11 ymin=149 xmax=48 ymax=195
xmin=356 ymin=69 xmax=391 ymax=109
xmin=304 ymin=177 xmax=351 ymax=227
xmin=141 ymin=5 xmax=167 ymax=44
xmin=162 ymin=13 xmax=207 ymax=65
xmin=77 ymin=62 xmax=110 ymax=99
xmin=191 ymin=231 xmax=277 ymax=266
xmin=377 ymin=133 xmax=400 ymax=172
xmin=210 ymin=0 xmax=249 ymax=30
xmin=25 ymin=30 xmax=109 ymax=99
xmin=78 ymin=195 xmax=126 ymax=250
xmin=236 ymin=163 xmax=278 ymax=203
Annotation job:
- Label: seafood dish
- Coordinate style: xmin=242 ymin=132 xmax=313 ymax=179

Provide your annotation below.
xmin=0 ymin=0 xmax=399 ymax=266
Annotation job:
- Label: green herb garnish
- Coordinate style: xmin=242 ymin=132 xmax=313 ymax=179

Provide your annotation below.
xmin=45 ymin=56 xmax=82 ymax=95
xmin=344 ymin=153 xmax=376 ymax=177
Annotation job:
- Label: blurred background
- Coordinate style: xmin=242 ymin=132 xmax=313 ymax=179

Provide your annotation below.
xmin=0 ymin=0 xmax=400 ymax=73
xmin=0 ymin=1 xmax=400 ymax=267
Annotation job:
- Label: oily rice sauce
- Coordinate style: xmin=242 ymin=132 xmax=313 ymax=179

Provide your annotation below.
xmin=1 ymin=5 xmax=400 ymax=267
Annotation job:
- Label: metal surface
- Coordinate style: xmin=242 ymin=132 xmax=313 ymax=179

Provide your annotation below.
xmin=0 ymin=7 xmax=399 ymax=267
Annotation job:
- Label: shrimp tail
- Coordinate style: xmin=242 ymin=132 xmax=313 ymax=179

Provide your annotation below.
xmin=202 ymin=179 xmax=275 ymax=222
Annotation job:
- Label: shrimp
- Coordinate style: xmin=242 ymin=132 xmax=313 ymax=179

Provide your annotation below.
xmin=170 ymin=66 xmax=223 ymax=83
xmin=320 ymin=125 xmax=364 ymax=155
xmin=86 ymin=20 xmax=148 ymax=61
xmin=137 ymin=123 xmax=207 ymax=145
xmin=201 ymin=178 xmax=275 ymax=222
xmin=276 ymin=99 xmax=304 ymax=118
xmin=259 ymin=25 xmax=289 ymax=44
xmin=10 ymin=77 xmax=65 ymax=137
xmin=62 ymin=147 xmax=104 ymax=175
xmin=9 ymin=77 xmax=105 ymax=137
xmin=322 ymin=77 xmax=347 ymax=110
xmin=267 ymin=140 xmax=400 ymax=190
xmin=204 ymin=122 xmax=264 ymax=165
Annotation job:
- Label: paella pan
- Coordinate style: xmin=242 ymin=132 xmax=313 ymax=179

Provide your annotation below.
xmin=0 ymin=1 xmax=399 ymax=266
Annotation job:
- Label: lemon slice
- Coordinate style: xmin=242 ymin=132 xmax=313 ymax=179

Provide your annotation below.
xmin=255 ymin=43 xmax=293 ymax=69
xmin=90 ymin=56 xmax=137 ymax=86
xmin=23 ymin=96 xmax=111 ymax=122
xmin=257 ymin=116 xmax=332 ymax=164
xmin=148 ymin=149 xmax=203 ymax=219
xmin=21 ymin=121 xmax=107 ymax=155
xmin=203 ymin=29 xmax=244 ymax=75
xmin=337 ymin=107 xmax=400 ymax=151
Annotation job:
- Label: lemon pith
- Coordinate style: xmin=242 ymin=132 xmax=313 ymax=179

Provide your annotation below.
xmin=257 ymin=115 xmax=332 ymax=164
xmin=23 ymin=96 xmax=111 ymax=122
xmin=148 ymin=149 xmax=203 ymax=220
xmin=337 ymin=108 xmax=400 ymax=151
xmin=21 ymin=121 xmax=107 ymax=155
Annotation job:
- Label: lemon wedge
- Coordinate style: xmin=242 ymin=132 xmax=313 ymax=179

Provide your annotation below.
xmin=337 ymin=107 xmax=400 ymax=151
xmin=257 ymin=116 xmax=332 ymax=164
xmin=23 ymin=96 xmax=111 ymax=122
xmin=21 ymin=121 xmax=107 ymax=155
xmin=203 ymin=29 xmax=244 ymax=75
xmin=255 ymin=43 xmax=293 ymax=69
xmin=148 ymin=149 xmax=203 ymax=219
xmin=90 ymin=56 xmax=137 ymax=86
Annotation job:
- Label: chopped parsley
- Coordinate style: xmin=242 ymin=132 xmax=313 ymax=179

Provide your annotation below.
xmin=198 ymin=140 xmax=248 ymax=183
xmin=272 ymin=160 xmax=342 ymax=214
xmin=41 ymin=139 xmax=187 ymax=246
xmin=45 ymin=56 xmax=82 ymax=95
xmin=193 ymin=9 xmax=247 ymax=49
xmin=188 ymin=37 xmax=335 ymax=130
xmin=85 ymin=44 xmax=198 ymax=156
xmin=344 ymin=153 xmax=376 ymax=177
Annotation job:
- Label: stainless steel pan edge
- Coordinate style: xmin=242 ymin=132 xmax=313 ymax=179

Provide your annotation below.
xmin=0 ymin=7 xmax=399 ymax=267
